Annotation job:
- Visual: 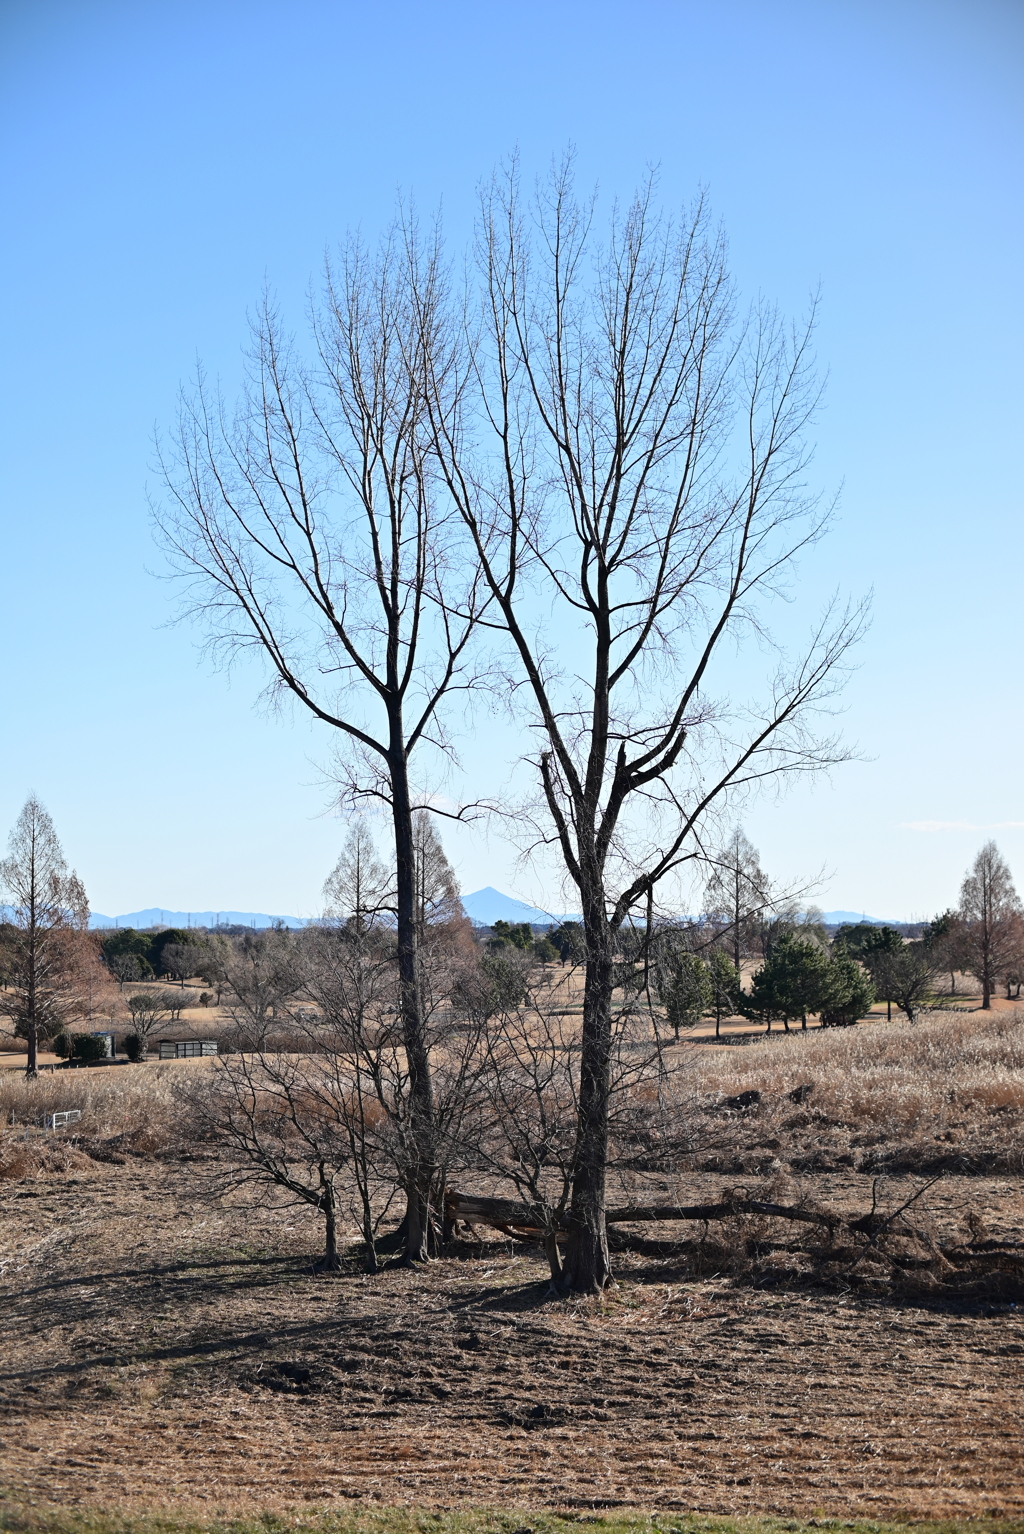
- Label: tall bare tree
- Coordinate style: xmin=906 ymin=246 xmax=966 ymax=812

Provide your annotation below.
xmin=426 ymin=159 xmax=865 ymax=1290
xmin=222 ymin=928 xmax=305 ymax=1048
xmin=157 ymin=228 xmax=484 ymax=1261
xmin=958 ymin=841 xmax=1021 ymax=1009
xmin=703 ymin=827 xmax=774 ymax=973
xmin=0 ymin=796 xmax=93 ymax=1077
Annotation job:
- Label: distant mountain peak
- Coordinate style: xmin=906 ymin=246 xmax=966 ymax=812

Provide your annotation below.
xmin=820 ymin=910 xmax=904 ymax=927
xmin=460 ymin=887 xmax=576 ymax=927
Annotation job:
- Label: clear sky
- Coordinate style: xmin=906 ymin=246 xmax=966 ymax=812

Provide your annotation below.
xmin=1 ymin=0 xmax=1022 ymax=922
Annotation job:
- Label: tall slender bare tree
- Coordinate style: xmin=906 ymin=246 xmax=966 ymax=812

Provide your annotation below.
xmin=0 ymin=796 xmax=92 ymax=1077
xmin=157 ymin=226 xmax=484 ymax=1261
xmin=426 ymin=159 xmax=865 ymax=1291
xmin=959 ymin=841 xmax=1021 ymax=1009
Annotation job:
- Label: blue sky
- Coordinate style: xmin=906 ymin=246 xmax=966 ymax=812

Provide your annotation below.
xmin=1 ymin=0 xmax=1021 ymax=921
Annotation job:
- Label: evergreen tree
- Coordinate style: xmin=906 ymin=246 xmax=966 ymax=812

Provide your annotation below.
xmin=743 ymin=935 xmax=832 ymax=1034
xmin=659 ymin=950 xmax=712 ymax=1041
xmin=706 ymin=948 xmax=742 ymax=1039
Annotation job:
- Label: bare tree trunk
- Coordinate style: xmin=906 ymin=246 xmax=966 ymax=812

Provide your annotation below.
xmin=544 ymin=1230 xmax=563 ymax=1285
xmin=318 ymin=1181 xmax=344 ymax=1272
xmin=561 ymin=912 xmax=614 ymax=1293
xmin=391 ymin=741 xmax=435 ymax=1263
xmin=360 ymin=1193 xmax=380 ymax=1274
xmin=25 ymin=923 xmax=38 ymax=1079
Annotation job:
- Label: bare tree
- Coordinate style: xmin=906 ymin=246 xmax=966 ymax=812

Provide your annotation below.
xmin=999 ymin=912 xmax=1024 ymax=1000
xmin=223 ymin=929 xmax=305 ymax=1048
xmin=157 ymin=226 xmax=485 ymax=1261
xmin=124 ymin=990 xmax=173 ymax=1054
xmin=703 ymin=827 xmax=775 ymax=973
xmin=425 ymin=159 xmax=865 ymax=1290
xmin=466 ymin=1001 xmax=584 ymax=1285
xmin=195 ymin=933 xmax=232 ymax=1004
xmin=322 ymin=820 xmax=394 ymax=931
xmin=958 ymin=841 xmax=1021 ymax=1009
xmin=109 ymin=952 xmax=145 ymax=989
xmin=161 ymin=940 xmax=208 ymax=990
xmin=193 ymin=1043 xmax=372 ymax=1271
xmin=461 ymin=982 xmax=668 ymax=1287
xmin=412 ymin=810 xmax=464 ymax=932
xmin=0 ymin=796 xmax=94 ymax=1077
xmin=922 ymin=911 xmax=968 ymax=995
xmin=302 ymin=820 xmax=483 ymax=1265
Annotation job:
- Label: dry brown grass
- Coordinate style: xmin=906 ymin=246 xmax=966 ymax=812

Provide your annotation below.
xmin=681 ymin=1007 xmax=1024 ymax=1106
xmin=644 ymin=1010 xmax=1024 ymax=1178
xmin=0 ymin=1064 xmax=193 ymax=1176
xmin=1 ymin=1160 xmax=1023 ymax=1519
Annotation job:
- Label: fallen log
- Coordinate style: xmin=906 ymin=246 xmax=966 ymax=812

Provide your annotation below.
xmin=446 ymin=1192 xmax=546 ymax=1226
xmin=445 ymin=1190 xmax=840 ymax=1235
xmin=604 ymin=1200 xmax=841 ymax=1229
xmin=444 ymin=1191 xmax=554 ymax=1239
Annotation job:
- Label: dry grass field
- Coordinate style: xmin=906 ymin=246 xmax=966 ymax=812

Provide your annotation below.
xmin=1 ymin=1010 xmax=1023 ymax=1525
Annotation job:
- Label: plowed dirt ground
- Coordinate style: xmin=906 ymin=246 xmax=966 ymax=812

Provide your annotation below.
xmin=2 ymin=1162 xmax=1022 ymax=1521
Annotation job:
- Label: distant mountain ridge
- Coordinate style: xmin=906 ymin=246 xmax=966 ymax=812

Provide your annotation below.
xmin=819 ymin=910 xmax=903 ymax=927
xmin=66 ymin=895 xmax=902 ymax=932
xmin=87 ymin=908 xmax=309 ymax=930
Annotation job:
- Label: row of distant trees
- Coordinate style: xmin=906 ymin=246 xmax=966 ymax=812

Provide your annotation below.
xmin=1 ymin=793 xmax=1017 ymax=1068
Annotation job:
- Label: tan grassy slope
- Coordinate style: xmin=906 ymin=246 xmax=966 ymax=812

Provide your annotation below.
xmin=656 ymin=1009 xmax=1024 ymax=1178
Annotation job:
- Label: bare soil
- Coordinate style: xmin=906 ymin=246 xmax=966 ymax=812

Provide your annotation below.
xmin=2 ymin=1160 xmax=1023 ymax=1521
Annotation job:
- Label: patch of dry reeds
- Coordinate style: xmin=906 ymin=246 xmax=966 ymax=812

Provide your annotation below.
xmin=0 ymin=1064 xmax=187 ymax=1177
xmin=642 ymin=1008 xmax=1024 ymax=1175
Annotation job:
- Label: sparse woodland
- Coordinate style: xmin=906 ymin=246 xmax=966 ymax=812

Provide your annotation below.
xmin=3 ymin=804 xmax=1024 ymax=1307
xmin=3 ymin=804 xmax=1024 ymax=1519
